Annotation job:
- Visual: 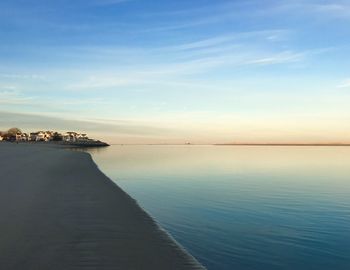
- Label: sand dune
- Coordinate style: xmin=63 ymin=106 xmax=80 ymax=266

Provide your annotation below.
xmin=0 ymin=142 xmax=204 ymax=270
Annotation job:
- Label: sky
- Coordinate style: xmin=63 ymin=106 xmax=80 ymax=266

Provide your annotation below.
xmin=1 ymin=0 xmax=350 ymax=144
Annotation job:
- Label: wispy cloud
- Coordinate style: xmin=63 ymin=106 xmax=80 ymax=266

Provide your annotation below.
xmin=138 ymin=1 xmax=261 ymax=31
xmin=90 ymin=0 xmax=132 ymax=6
xmin=67 ymin=75 xmax=143 ymax=90
xmin=138 ymin=1 xmax=350 ymax=34
xmin=308 ymin=3 xmax=350 ymax=17
xmin=337 ymin=79 xmax=350 ymax=88
xmin=245 ymin=51 xmax=304 ymax=65
xmin=0 ymin=84 xmax=17 ymax=91
xmin=0 ymin=111 xmax=170 ymax=137
xmin=0 ymin=73 xmax=45 ymax=80
xmin=0 ymin=26 xmax=333 ymax=93
xmin=64 ymin=41 xmax=327 ymax=91
xmin=164 ymin=30 xmax=289 ymax=52
xmin=269 ymin=1 xmax=350 ymax=19
xmin=0 ymin=90 xmax=33 ymax=105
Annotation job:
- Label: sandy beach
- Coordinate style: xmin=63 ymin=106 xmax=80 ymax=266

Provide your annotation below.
xmin=0 ymin=142 xmax=204 ymax=270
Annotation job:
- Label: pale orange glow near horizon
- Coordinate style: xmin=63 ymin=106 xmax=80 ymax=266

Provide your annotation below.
xmin=1 ymin=111 xmax=350 ymax=144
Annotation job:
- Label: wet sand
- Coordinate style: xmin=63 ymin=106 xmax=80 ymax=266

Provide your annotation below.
xmin=0 ymin=142 xmax=204 ymax=270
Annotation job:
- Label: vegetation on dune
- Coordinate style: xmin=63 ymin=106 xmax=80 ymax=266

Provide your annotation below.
xmin=7 ymin=127 xmax=22 ymax=136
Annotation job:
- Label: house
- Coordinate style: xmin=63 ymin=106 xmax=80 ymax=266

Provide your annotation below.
xmin=16 ymin=133 xmax=29 ymax=141
xmin=63 ymin=132 xmax=78 ymax=142
xmin=77 ymin=133 xmax=89 ymax=142
xmin=1 ymin=129 xmax=94 ymax=143
xmin=43 ymin=131 xmax=54 ymax=141
xmin=23 ymin=133 xmax=29 ymax=141
xmin=63 ymin=132 xmax=90 ymax=143
xmin=30 ymin=131 xmax=45 ymax=141
xmin=30 ymin=132 xmax=40 ymax=141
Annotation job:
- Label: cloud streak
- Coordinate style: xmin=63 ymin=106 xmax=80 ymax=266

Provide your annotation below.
xmin=0 ymin=90 xmax=34 ymax=105
xmin=337 ymin=79 xmax=350 ymax=88
xmin=90 ymin=0 xmax=132 ymax=6
xmin=0 ymin=73 xmax=45 ymax=80
xmin=0 ymin=111 xmax=170 ymax=137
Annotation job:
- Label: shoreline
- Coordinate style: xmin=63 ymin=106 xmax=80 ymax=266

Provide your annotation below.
xmin=0 ymin=140 xmax=110 ymax=147
xmin=216 ymin=143 xmax=350 ymax=146
xmin=3 ymin=141 xmax=350 ymax=147
xmin=0 ymin=142 xmax=204 ymax=270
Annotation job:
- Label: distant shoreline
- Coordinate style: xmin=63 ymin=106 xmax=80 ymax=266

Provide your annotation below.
xmin=89 ymin=143 xmax=350 ymax=147
xmin=4 ymin=141 xmax=348 ymax=147
xmin=0 ymin=140 xmax=109 ymax=147
xmin=216 ymin=143 xmax=350 ymax=146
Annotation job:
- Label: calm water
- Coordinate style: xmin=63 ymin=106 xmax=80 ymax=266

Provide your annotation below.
xmin=86 ymin=145 xmax=350 ymax=270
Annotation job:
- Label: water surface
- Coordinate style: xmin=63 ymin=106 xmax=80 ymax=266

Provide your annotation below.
xmin=86 ymin=145 xmax=350 ymax=270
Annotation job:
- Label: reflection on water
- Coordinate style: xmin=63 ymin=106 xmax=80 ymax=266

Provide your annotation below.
xmin=86 ymin=145 xmax=350 ymax=270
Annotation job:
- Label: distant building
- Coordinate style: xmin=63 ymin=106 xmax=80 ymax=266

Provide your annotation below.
xmin=29 ymin=131 xmax=53 ymax=141
xmin=77 ymin=133 xmax=89 ymax=141
xmin=63 ymin=132 xmax=78 ymax=142
xmin=16 ymin=133 xmax=29 ymax=141
xmin=44 ymin=131 xmax=54 ymax=141
xmin=30 ymin=132 xmax=42 ymax=141
xmin=63 ymin=132 xmax=90 ymax=142
xmin=2 ymin=129 xmax=93 ymax=143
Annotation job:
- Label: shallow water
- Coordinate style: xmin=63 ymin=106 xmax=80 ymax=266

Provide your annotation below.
xmin=86 ymin=145 xmax=350 ymax=270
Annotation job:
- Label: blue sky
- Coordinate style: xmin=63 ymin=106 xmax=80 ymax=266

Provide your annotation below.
xmin=1 ymin=0 xmax=350 ymax=143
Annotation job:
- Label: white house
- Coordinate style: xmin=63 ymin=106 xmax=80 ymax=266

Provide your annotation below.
xmin=29 ymin=131 xmax=54 ymax=141
xmin=77 ymin=133 xmax=89 ymax=141
xmin=63 ymin=132 xmax=78 ymax=142
xmin=16 ymin=133 xmax=29 ymax=141
xmin=44 ymin=131 xmax=54 ymax=141
xmin=63 ymin=132 xmax=90 ymax=142
xmin=30 ymin=131 xmax=45 ymax=141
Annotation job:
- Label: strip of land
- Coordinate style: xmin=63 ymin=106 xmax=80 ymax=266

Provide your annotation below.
xmin=0 ymin=142 xmax=204 ymax=270
xmin=216 ymin=143 xmax=350 ymax=146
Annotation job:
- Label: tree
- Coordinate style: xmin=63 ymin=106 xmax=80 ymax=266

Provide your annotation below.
xmin=52 ymin=132 xmax=63 ymax=141
xmin=7 ymin=127 xmax=22 ymax=136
